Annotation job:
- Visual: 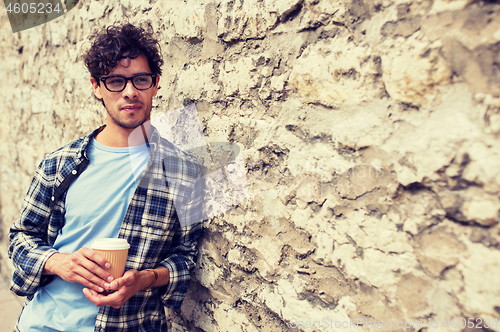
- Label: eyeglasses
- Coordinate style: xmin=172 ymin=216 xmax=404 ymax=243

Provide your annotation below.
xmin=98 ymin=74 xmax=157 ymax=92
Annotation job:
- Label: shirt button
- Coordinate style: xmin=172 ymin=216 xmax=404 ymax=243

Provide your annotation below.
xmin=51 ymin=196 xmax=55 ymax=201
xmin=72 ymin=170 xmax=77 ymax=175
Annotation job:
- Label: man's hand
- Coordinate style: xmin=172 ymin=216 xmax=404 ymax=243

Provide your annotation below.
xmin=43 ymin=248 xmax=113 ymax=293
xmin=82 ymin=269 xmax=146 ymax=309
xmin=82 ymin=267 xmax=169 ymax=309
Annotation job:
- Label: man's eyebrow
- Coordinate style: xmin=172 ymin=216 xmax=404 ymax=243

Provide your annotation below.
xmin=106 ymin=72 xmax=153 ymax=77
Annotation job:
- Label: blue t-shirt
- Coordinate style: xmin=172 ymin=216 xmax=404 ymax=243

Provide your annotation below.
xmin=18 ymin=138 xmax=150 ymax=332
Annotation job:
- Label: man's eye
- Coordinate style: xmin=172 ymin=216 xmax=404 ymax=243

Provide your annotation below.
xmin=135 ymin=77 xmax=148 ymax=82
xmin=109 ymin=78 xmax=124 ymax=84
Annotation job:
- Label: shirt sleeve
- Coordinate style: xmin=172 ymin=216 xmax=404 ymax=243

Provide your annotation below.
xmin=8 ymin=157 xmax=59 ymax=297
xmin=158 ymin=169 xmax=204 ymax=311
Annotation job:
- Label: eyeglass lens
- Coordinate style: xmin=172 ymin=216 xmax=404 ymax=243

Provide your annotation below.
xmin=105 ymin=75 xmax=153 ymax=91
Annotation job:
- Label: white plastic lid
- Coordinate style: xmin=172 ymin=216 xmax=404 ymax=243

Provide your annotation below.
xmin=91 ymin=238 xmax=130 ymax=250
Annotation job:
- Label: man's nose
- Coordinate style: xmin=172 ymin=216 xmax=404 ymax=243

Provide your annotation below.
xmin=122 ymin=80 xmax=138 ymax=98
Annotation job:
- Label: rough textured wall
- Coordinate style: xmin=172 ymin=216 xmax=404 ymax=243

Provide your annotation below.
xmin=1 ymin=0 xmax=500 ymax=331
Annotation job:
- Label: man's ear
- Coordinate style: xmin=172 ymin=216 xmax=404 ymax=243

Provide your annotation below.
xmin=153 ymin=75 xmax=160 ymax=97
xmin=90 ymin=77 xmax=103 ymax=100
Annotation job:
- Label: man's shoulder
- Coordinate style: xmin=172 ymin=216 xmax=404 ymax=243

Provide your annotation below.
xmin=158 ymin=138 xmax=197 ymax=161
xmin=44 ymin=137 xmax=85 ymax=160
xmin=40 ymin=131 xmax=94 ymax=169
xmin=155 ymin=138 xmax=202 ymax=179
xmin=49 ymin=138 xmax=85 ymax=156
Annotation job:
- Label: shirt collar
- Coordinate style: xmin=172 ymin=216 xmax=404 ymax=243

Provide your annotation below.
xmin=77 ymin=125 xmax=161 ymax=159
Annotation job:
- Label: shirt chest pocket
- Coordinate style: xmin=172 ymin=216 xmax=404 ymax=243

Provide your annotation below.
xmin=139 ymin=182 xmax=193 ymax=231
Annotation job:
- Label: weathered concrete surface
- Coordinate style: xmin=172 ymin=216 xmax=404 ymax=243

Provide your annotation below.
xmin=1 ymin=0 xmax=500 ymax=331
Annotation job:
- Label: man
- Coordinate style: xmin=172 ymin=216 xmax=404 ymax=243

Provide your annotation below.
xmin=9 ymin=22 xmax=203 ymax=331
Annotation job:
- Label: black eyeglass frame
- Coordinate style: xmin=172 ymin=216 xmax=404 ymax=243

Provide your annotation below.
xmin=97 ymin=73 xmax=158 ymax=92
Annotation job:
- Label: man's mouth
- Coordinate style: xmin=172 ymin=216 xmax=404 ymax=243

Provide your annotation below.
xmin=121 ymin=104 xmax=142 ymax=112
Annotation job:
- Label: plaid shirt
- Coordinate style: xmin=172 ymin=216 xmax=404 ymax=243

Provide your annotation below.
xmin=9 ymin=125 xmax=204 ymax=331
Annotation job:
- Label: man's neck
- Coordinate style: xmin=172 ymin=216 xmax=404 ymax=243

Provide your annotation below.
xmin=95 ymin=123 xmax=152 ymax=147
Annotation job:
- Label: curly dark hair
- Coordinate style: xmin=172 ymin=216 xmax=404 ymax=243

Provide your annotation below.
xmin=84 ymin=22 xmax=163 ymax=80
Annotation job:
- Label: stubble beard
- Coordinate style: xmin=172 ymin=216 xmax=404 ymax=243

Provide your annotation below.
xmin=106 ymin=105 xmax=150 ymax=129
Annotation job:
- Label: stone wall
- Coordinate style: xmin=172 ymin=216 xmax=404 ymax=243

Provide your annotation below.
xmin=1 ymin=0 xmax=500 ymax=331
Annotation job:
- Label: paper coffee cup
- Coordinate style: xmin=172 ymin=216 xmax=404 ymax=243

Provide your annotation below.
xmin=91 ymin=238 xmax=130 ymax=279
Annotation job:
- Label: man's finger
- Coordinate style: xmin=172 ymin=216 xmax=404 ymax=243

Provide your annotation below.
xmin=83 ymin=288 xmax=111 ymax=307
xmin=84 ymin=287 xmax=124 ymax=309
xmin=84 ymin=248 xmax=111 ymax=269
xmin=72 ymin=267 xmax=106 ymax=292
xmin=108 ymin=276 xmax=128 ymax=290
xmin=109 ymin=270 xmax=136 ymax=290
xmin=74 ymin=250 xmax=114 ymax=288
xmin=81 ymin=261 xmax=114 ymax=285
xmin=81 ymin=249 xmax=113 ymax=280
xmin=69 ymin=261 xmax=112 ymax=291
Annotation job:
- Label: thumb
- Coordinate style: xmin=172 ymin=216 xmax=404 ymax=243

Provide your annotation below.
xmin=112 ymin=272 xmax=135 ymax=289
